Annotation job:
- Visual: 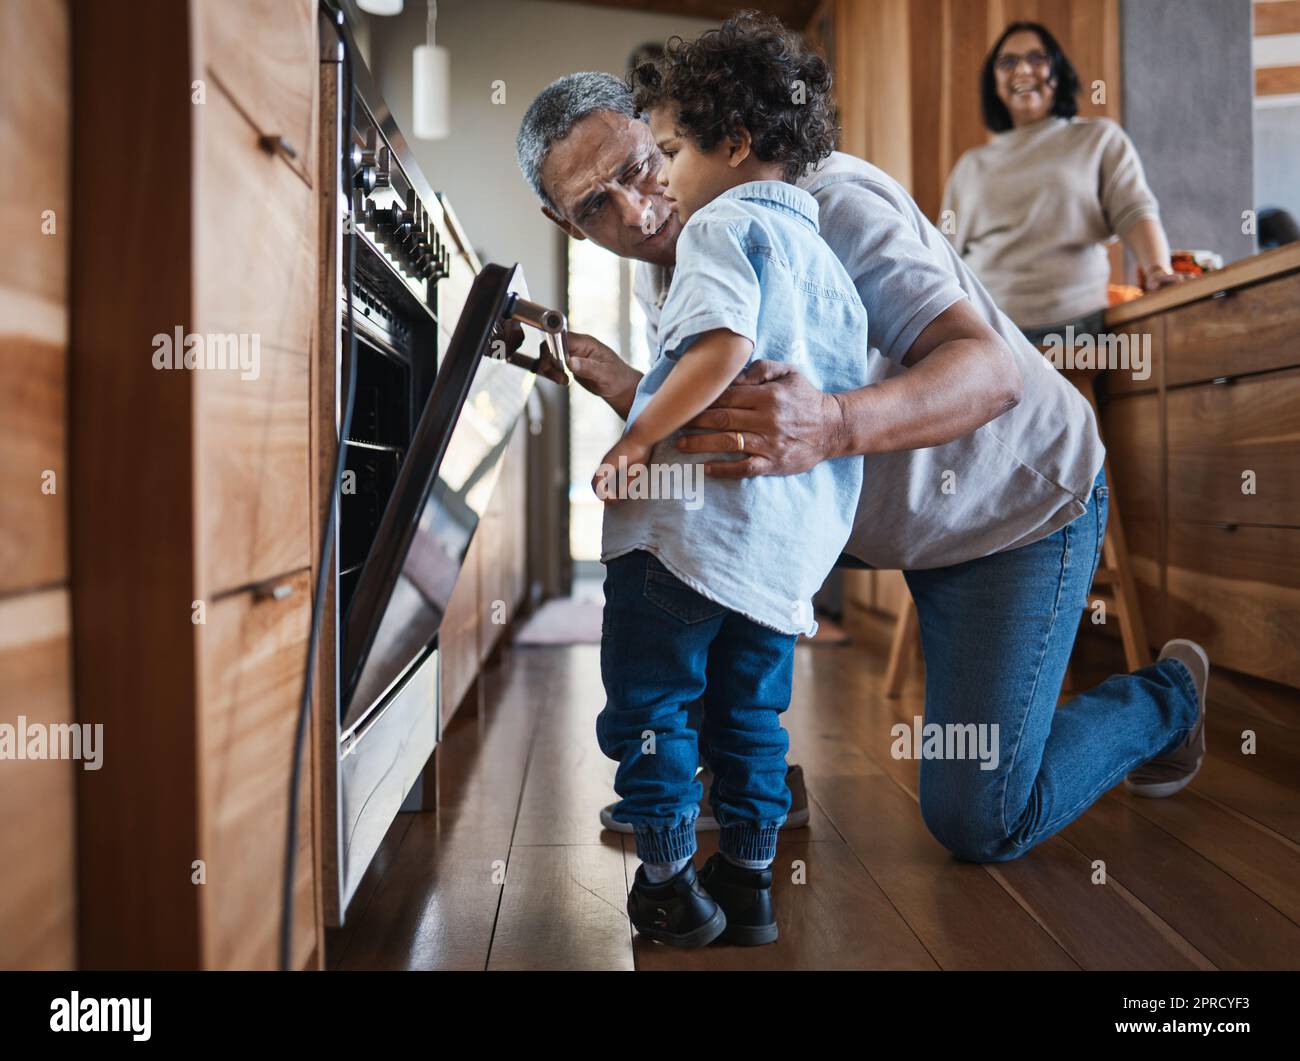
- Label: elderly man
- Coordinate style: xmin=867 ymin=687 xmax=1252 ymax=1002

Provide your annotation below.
xmin=513 ymin=70 xmax=1207 ymax=863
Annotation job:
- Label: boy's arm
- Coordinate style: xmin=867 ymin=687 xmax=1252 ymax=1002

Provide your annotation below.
xmin=625 ymin=330 xmax=753 ymax=447
xmin=593 ymin=329 xmax=753 ymax=503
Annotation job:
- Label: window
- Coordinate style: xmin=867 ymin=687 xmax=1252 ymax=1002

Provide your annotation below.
xmin=566 ymin=237 xmax=651 ymax=564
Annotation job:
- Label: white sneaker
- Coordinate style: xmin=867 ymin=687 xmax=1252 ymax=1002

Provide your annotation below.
xmin=1123 ymin=639 xmax=1209 ymax=798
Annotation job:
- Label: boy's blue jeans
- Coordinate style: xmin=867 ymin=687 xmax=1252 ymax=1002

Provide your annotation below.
xmin=597 ymin=550 xmax=794 ymax=866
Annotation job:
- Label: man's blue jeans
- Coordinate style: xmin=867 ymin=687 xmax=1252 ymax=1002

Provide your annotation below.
xmin=904 ymin=466 xmax=1201 ymax=861
xmin=597 ymin=550 xmax=795 ymax=866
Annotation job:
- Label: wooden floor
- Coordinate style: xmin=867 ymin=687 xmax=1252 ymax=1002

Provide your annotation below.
xmin=326 ymin=636 xmax=1300 ymax=971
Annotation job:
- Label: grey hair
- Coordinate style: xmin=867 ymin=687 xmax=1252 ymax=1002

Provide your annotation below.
xmin=516 ymin=71 xmax=640 ymax=215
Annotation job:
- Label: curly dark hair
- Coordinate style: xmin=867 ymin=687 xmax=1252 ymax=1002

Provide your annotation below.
xmin=629 ymin=11 xmax=839 ymax=182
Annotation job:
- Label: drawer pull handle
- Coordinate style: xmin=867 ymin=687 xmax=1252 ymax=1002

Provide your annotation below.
xmin=258 ymin=134 xmax=299 ymax=161
xmin=1213 ymin=522 xmax=1239 ymax=532
xmin=1211 ymin=376 xmax=1235 ymax=385
xmin=253 ymin=579 xmax=296 ymax=602
xmin=1210 ymin=289 xmax=1232 ymax=301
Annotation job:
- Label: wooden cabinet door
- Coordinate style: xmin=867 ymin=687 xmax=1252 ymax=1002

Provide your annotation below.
xmin=1166 ymin=523 xmax=1300 ymax=688
xmin=1166 ymin=369 xmax=1300 ymax=528
xmin=195 ymin=81 xmax=316 ymax=596
xmin=196 ymin=0 xmax=319 ymax=189
xmin=1163 ymin=272 xmax=1300 ymax=387
xmin=198 ymin=571 xmax=316 ymax=969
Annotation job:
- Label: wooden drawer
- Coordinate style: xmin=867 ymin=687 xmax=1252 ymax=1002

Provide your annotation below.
xmin=1166 ymin=522 xmax=1300 ymax=688
xmin=1097 ymin=316 xmax=1162 ymax=399
xmin=1099 ymin=392 xmax=1162 ymax=526
xmin=195 ymin=84 xmax=314 ymax=595
xmin=1166 ymin=369 xmax=1300 ymax=527
xmin=0 ymin=589 xmax=76 ymax=970
xmin=1163 ymin=271 xmax=1300 ymax=387
xmin=197 ymin=570 xmax=316 ymax=969
xmin=197 ymin=80 xmax=317 ymax=353
xmin=197 ymin=0 xmax=318 ymax=189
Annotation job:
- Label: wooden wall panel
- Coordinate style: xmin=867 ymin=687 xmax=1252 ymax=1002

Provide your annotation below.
xmin=0 ymin=0 xmax=75 ymax=970
xmin=0 ymin=590 xmax=76 ymax=970
xmin=0 ymin=0 xmax=69 ymax=594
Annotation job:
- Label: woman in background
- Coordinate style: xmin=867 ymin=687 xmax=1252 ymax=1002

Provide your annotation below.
xmin=942 ymin=21 xmax=1183 ymax=344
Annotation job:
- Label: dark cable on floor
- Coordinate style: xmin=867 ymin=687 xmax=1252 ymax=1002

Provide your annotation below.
xmin=281 ymin=2 xmax=358 ymax=971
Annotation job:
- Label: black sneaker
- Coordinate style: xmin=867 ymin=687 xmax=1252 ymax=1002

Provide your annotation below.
xmin=697 ymin=852 xmax=778 ymax=946
xmin=627 ymin=861 xmax=727 ymax=947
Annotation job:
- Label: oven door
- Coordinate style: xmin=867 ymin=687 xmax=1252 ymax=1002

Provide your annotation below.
xmin=332 ymin=262 xmax=539 ymax=916
xmin=341 ymin=262 xmax=538 ymax=730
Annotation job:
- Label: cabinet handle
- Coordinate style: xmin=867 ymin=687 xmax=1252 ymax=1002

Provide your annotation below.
xmin=253 ymin=578 xmax=296 ymax=602
xmin=1210 ymin=289 xmax=1232 ymax=301
xmin=258 ymin=133 xmax=298 ymax=161
xmin=1212 ymin=522 xmax=1239 ymax=532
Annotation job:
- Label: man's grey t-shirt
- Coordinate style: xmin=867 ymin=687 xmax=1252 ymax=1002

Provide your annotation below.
xmin=633 ymin=151 xmax=1108 ymax=571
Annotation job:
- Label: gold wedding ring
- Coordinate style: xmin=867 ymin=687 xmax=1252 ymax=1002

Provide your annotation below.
xmin=735 ymin=432 xmax=745 ymax=452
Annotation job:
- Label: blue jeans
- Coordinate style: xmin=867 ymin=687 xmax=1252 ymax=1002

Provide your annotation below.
xmin=904 ymin=466 xmax=1201 ymax=862
xmin=597 ymin=550 xmax=795 ymax=865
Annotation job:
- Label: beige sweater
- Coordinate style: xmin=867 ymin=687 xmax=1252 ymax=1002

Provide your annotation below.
xmin=941 ymin=116 xmax=1160 ymax=328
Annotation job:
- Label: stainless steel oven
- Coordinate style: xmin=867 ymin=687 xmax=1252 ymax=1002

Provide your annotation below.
xmin=317 ymin=8 xmax=558 ymax=925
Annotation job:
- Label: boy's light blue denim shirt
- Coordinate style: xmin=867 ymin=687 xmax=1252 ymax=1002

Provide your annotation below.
xmin=601 ymin=180 xmax=871 ymax=636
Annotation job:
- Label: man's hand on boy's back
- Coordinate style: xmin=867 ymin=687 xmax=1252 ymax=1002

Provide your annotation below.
xmin=528 ymin=330 xmax=847 ymax=479
xmin=677 ymin=359 xmax=848 ymax=479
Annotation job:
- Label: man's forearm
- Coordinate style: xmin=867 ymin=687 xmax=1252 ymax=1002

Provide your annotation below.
xmin=833 ymin=340 xmax=1022 ymax=457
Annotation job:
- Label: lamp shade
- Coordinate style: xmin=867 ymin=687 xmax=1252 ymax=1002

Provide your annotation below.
xmin=412 ymin=43 xmax=450 ymax=140
xmin=357 ymin=0 xmax=403 ymax=15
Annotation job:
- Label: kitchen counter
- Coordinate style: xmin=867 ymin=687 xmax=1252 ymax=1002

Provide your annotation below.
xmin=1105 ymin=241 xmax=1300 ymax=327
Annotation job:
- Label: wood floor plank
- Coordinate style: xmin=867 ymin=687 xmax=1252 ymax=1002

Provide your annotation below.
xmin=1107 ymin=785 xmax=1300 ymax=927
xmin=512 ymin=645 xmax=619 ymax=846
xmin=1062 ymin=797 xmax=1300 ymax=969
xmin=1192 ymin=755 xmax=1300 ymax=845
xmin=988 ymin=835 xmax=1210 ymax=970
xmin=812 ymin=774 xmax=1077 ymax=969
xmin=487 ymin=843 xmax=633 ymax=971
xmin=1205 ymin=699 xmax=1300 ymax=796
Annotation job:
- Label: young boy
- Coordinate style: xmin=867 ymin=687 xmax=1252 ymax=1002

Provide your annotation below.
xmin=593 ymin=13 xmax=871 ymax=947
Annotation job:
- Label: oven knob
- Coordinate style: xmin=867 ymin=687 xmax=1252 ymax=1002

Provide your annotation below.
xmin=374 ymin=145 xmax=392 ymax=189
xmin=352 ymin=128 xmax=379 ymax=193
xmin=392 ymin=207 xmax=412 ymax=242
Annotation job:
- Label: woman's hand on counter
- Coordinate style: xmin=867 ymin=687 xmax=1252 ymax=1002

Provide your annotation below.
xmin=1141 ymin=263 xmax=1186 ymax=292
xmin=550 ymin=332 xmax=643 ymax=420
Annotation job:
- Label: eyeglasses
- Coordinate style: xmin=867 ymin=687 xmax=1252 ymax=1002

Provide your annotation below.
xmin=994 ymin=51 xmax=1052 ymax=74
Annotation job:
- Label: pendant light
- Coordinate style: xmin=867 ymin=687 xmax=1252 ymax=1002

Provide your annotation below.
xmin=356 ymin=0 xmax=403 ymax=14
xmin=413 ymin=0 xmax=450 ymax=139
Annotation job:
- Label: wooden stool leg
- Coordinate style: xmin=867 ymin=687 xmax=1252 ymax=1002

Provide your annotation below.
xmin=1099 ymin=463 xmax=1152 ymax=671
xmin=884 ymin=592 xmax=918 ymax=698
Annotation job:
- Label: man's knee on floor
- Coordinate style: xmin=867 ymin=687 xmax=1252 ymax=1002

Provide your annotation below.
xmin=918 ymin=789 xmax=1015 ymax=863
